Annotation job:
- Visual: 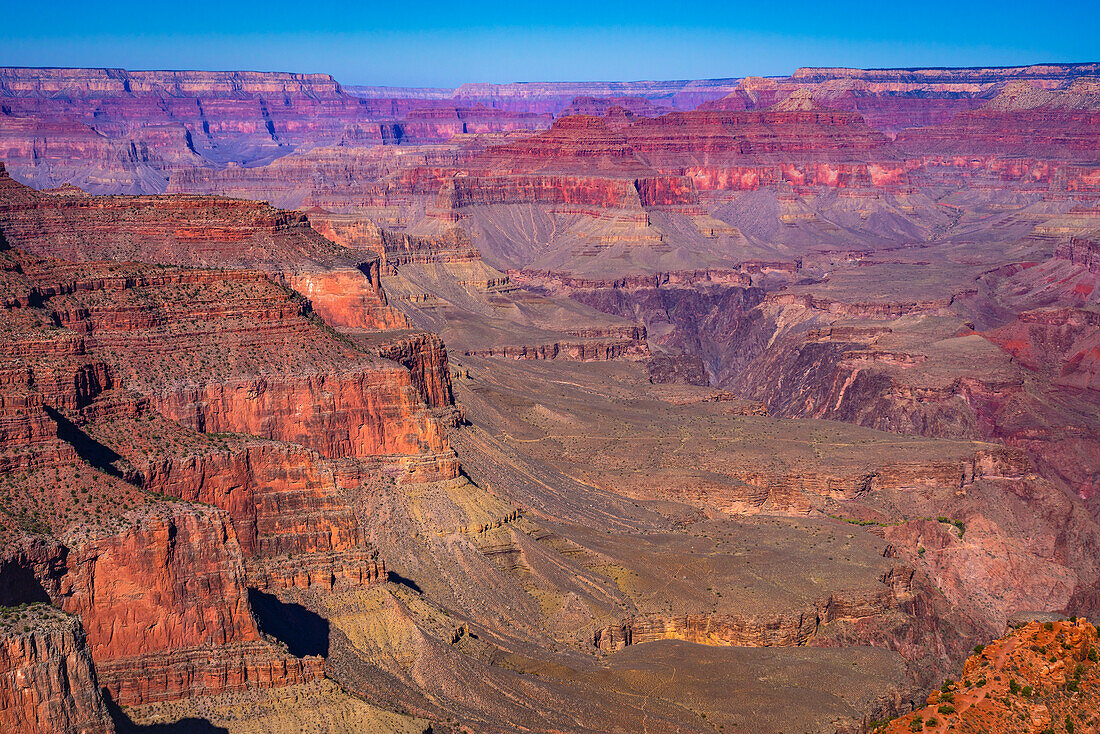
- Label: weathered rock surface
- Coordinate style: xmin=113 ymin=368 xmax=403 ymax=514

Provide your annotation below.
xmin=883 ymin=617 xmax=1100 ymax=733
xmin=0 ymin=606 xmax=115 ymax=734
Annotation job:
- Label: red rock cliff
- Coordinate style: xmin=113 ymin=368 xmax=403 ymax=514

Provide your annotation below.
xmin=0 ymin=607 xmax=115 ymax=734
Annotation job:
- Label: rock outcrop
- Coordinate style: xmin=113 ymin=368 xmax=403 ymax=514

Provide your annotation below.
xmin=593 ymin=581 xmax=903 ymax=651
xmin=371 ymin=332 xmax=455 ymax=408
xmin=58 ymin=504 xmax=325 ymax=705
xmin=882 ymin=618 xmax=1100 ymax=733
xmin=0 ymin=162 xmax=408 ymax=331
xmin=141 ymin=443 xmax=387 ymax=590
xmin=0 ymin=606 xmax=115 ymax=734
xmin=0 ymin=216 xmax=453 ymax=713
xmin=462 ymin=325 xmax=649 ymax=361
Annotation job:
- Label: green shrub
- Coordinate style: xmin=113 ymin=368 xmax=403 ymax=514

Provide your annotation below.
xmin=973 ymin=644 xmax=985 ymax=655
xmin=1045 ymin=621 xmax=1055 ymax=631
xmin=937 ymin=705 xmax=956 ymax=715
xmin=1009 ymin=679 xmax=1020 ymax=695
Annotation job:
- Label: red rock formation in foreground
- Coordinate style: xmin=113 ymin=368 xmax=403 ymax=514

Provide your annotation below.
xmin=142 ymin=442 xmax=386 ymax=590
xmin=882 ymin=618 xmax=1100 ymax=734
xmin=0 ymin=235 xmax=455 ymax=471
xmin=0 ymin=211 xmax=453 ymax=708
xmin=0 ymin=606 xmax=115 ymax=734
xmin=59 ymin=505 xmax=325 ymax=705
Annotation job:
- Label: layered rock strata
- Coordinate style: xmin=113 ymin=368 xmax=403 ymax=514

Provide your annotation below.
xmin=0 ymin=606 xmax=115 ymax=734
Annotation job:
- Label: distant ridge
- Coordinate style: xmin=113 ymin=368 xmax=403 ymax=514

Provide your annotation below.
xmin=345 ymin=63 xmax=1100 ymax=100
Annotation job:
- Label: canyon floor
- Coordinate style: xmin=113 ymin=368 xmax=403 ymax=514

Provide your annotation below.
xmin=1 ymin=62 xmax=1099 ymax=734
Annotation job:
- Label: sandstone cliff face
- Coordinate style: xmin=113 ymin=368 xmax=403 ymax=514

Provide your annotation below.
xmin=141 ymin=443 xmax=386 ymax=590
xmin=61 ymin=505 xmax=258 ymax=662
xmin=0 ymin=607 xmax=115 ymax=734
xmin=56 ymin=504 xmax=323 ymax=705
xmin=281 ymin=267 xmax=410 ymax=332
xmin=372 ymin=332 xmax=455 ymax=408
xmin=0 ymin=443 xmax=330 ymax=709
xmin=461 ymin=325 xmax=650 ymax=362
xmin=153 ymin=369 xmax=447 ymax=461
xmin=592 ymin=582 xmax=900 ymax=652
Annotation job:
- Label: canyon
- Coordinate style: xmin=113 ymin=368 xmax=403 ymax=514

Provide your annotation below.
xmin=0 ymin=60 xmax=1098 ymax=733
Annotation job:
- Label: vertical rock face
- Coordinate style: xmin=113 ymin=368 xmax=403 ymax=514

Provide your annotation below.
xmin=373 ymin=333 xmax=455 ymax=408
xmin=152 ymin=369 xmax=448 ymax=461
xmin=0 ymin=607 xmax=115 ymax=734
xmin=60 ymin=505 xmax=260 ymax=661
xmin=282 ymin=267 xmax=410 ymax=331
xmin=50 ymin=504 xmax=325 ymax=706
xmin=142 ymin=444 xmax=387 ymax=590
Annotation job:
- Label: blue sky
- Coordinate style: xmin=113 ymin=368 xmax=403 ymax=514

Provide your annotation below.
xmin=3 ymin=1 xmax=1097 ymax=87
